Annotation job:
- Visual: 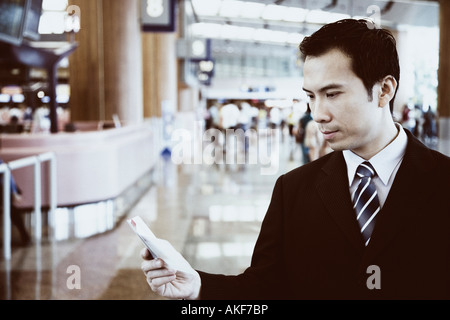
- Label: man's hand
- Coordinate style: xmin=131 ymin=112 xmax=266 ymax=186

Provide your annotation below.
xmin=141 ymin=248 xmax=201 ymax=300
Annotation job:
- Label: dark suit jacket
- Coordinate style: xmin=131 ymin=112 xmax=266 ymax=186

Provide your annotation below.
xmin=198 ymin=130 xmax=450 ymax=299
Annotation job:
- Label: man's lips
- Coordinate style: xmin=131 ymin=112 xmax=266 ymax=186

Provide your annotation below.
xmin=321 ymin=130 xmax=338 ymax=140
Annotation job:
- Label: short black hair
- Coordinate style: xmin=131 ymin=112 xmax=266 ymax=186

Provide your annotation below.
xmin=299 ymin=19 xmax=400 ymax=113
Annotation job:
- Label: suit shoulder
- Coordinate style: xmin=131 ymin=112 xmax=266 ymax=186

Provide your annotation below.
xmin=430 ymin=148 xmax=450 ymax=163
xmin=429 ymin=148 xmax=450 ymax=173
xmin=281 ymin=152 xmax=336 ymax=184
xmin=407 ymin=130 xmax=450 ymax=170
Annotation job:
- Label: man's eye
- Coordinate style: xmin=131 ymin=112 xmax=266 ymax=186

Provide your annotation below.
xmin=327 ymin=92 xmax=340 ymax=98
xmin=307 ymin=95 xmax=315 ymax=100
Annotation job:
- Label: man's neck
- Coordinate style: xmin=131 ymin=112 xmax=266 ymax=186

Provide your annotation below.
xmin=354 ymin=121 xmax=399 ymax=160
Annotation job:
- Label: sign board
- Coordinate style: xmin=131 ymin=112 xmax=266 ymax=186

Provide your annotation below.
xmin=141 ymin=0 xmax=176 ymax=32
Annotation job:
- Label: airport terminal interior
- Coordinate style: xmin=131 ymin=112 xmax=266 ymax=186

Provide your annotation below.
xmin=0 ymin=0 xmax=448 ymax=299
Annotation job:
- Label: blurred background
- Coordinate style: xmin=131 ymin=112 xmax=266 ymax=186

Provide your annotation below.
xmin=0 ymin=0 xmax=446 ymax=299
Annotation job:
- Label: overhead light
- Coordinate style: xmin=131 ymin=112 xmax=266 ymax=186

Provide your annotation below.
xmin=221 ymin=24 xmax=241 ymax=39
xmin=268 ymin=30 xmax=289 ymax=43
xmin=191 ymin=22 xmax=300 ymax=46
xmin=306 ymin=9 xmax=351 ymax=24
xmin=0 ymin=94 xmax=10 ymax=103
xmin=305 ymin=10 xmax=329 ymax=24
xmin=12 ymin=94 xmax=25 ymax=103
xmin=231 ymin=26 xmax=256 ymax=41
xmin=286 ymin=32 xmax=305 ymax=45
xmin=253 ymin=29 xmax=288 ymax=43
xmin=192 ymin=0 xmax=351 ymax=27
xmin=191 ymin=0 xmax=222 ymax=16
xmin=219 ymin=0 xmax=244 ymax=18
xmin=261 ymin=4 xmax=287 ymax=21
xmin=327 ymin=12 xmax=352 ymax=22
xmin=283 ymin=7 xmax=308 ymax=23
xmin=191 ymin=22 xmax=223 ymax=38
xmin=240 ymin=1 xmax=266 ymax=19
xmin=253 ymin=29 xmax=270 ymax=42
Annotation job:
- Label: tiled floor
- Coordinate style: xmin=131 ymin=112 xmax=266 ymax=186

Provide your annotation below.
xmin=0 ymin=132 xmax=304 ymax=300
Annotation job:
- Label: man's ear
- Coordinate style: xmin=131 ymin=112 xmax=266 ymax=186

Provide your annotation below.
xmin=378 ymin=75 xmax=398 ymax=108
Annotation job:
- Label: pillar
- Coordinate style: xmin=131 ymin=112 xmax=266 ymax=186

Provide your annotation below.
xmin=141 ymin=32 xmax=178 ymax=118
xmin=69 ymin=0 xmax=143 ymax=124
xmin=438 ymin=0 xmax=450 ymax=156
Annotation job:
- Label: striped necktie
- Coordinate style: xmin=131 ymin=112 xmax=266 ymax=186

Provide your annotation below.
xmin=352 ymin=161 xmax=380 ymax=246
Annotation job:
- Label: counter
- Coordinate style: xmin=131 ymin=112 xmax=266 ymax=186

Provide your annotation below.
xmin=0 ymin=122 xmax=157 ymax=209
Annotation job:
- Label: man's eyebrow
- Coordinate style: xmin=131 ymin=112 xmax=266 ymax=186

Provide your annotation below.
xmin=302 ymin=84 xmax=344 ymax=93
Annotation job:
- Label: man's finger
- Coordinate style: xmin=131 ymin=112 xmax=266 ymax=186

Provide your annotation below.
xmin=141 ymin=258 xmax=165 ymax=272
xmin=148 ymin=274 xmax=177 ymax=289
xmin=146 ymin=268 xmax=177 ymax=280
xmin=140 ymin=247 xmax=153 ymax=260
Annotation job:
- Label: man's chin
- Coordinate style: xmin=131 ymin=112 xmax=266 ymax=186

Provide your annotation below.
xmin=326 ymin=141 xmax=343 ymax=151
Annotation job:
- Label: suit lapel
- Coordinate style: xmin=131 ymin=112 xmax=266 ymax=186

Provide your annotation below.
xmin=360 ymin=131 xmax=437 ymax=265
xmin=315 ymin=151 xmax=365 ymax=253
xmin=314 ymin=132 xmax=437 ymax=262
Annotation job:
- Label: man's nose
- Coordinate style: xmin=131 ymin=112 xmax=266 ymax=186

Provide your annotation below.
xmin=312 ymin=99 xmax=331 ymax=123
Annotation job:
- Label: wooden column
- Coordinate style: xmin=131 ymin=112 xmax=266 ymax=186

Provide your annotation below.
xmin=142 ymin=32 xmax=178 ymax=118
xmin=68 ymin=0 xmax=102 ymax=122
xmin=69 ymin=0 xmax=143 ymax=124
xmin=438 ymin=0 xmax=450 ymax=155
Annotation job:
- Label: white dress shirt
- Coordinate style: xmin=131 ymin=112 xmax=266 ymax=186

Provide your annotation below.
xmin=343 ymin=124 xmax=408 ymax=208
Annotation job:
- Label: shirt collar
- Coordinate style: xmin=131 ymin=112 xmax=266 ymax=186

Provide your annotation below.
xmin=343 ymin=123 xmax=408 ymax=186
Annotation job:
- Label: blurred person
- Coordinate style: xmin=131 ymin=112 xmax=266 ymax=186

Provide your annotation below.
xmin=287 ymin=107 xmax=297 ymax=161
xmin=237 ymin=101 xmax=252 ymax=132
xmin=203 ymin=106 xmax=213 ymax=131
xmin=237 ymin=101 xmax=253 ymax=155
xmin=297 ymin=105 xmax=313 ymax=164
xmin=209 ymin=103 xmax=220 ymax=129
xmin=219 ymin=101 xmax=240 ymax=159
xmin=288 ymin=99 xmax=306 ymax=161
xmin=411 ymin=105 xmax=423 ymax=138
xmin=249 ymin=102 xmax=259 ymax=130
xmin=422 ymin=106 xmax=436 ymax=138
xmin=257 ymin=105 xmax=268 ymax=130
xmin=279 ymin=107 xmax=290 ymax=143
xmin=23 ymin=107 xmax=33 ymax=132
xmin=7 ymin=115 xmax=22 ymax=134
xmin=31 ymin=108 xmax=51 ymax=133
xmin=204 ymin=101 xmax=220 ymax=131
xmin=287 ymin=104 xmax=297 ymax=139
xmin=141 ymin=19 xmax=450 ymax=299
xmin=268 ymin=107 xmax=281 ymax=130
xmin=401 ymin=104 xmax=410 ymax=129
xmin=219 ymin=100 xmax=240 ymax=131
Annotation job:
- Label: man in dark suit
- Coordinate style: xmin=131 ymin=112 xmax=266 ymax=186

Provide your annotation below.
xmin=141 ymin=19 xmax=450 ymax=300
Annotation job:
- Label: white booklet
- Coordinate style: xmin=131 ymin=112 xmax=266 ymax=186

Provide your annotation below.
xmin=127 ymin=216 xmax=196 ymax=275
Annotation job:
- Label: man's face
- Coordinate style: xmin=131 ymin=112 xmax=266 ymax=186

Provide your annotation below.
xmin=302 ymin=48 xmax=390 ymax=159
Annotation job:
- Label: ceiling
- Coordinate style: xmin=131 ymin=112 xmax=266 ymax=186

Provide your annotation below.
xmin=188 ymin=0 xmax=440 ymax=49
